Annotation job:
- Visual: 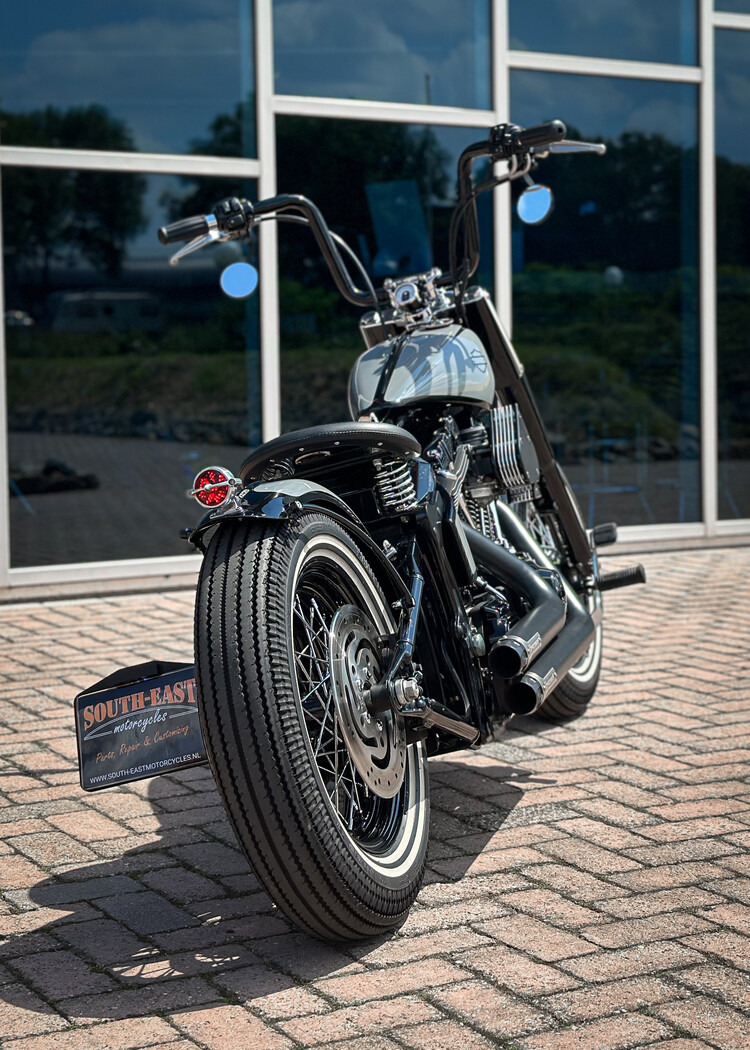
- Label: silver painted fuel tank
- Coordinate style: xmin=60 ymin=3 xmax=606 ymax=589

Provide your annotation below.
xmin=348 ymin=324 xmax=495 ymax=417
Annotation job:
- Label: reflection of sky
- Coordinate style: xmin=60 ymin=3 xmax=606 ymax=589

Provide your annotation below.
xmin=511 ymin=73 xmax=697 ymax=149
xmin=0 ymin=1 xmax=254 ymax=156
xmin=716 ymin=30 xmax=750 ymax=166
xmin=273 ymin=0 xmax=491 ymax=109
xmin=509 ymin=0 xmax=696 ymax=65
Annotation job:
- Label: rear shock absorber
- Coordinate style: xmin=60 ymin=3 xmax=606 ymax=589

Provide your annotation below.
xmin=373 ymin=458 xmax=417 ymax=514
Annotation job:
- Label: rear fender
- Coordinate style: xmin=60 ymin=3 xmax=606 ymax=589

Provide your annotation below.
xmin=188 ymin=478 xmax=412 ymax=605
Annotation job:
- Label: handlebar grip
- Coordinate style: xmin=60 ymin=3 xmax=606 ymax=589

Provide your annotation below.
xmin=511 ymin=120 xmax=566 ymax=153
xmin=157 ymin=215 xmax=209 ymax=246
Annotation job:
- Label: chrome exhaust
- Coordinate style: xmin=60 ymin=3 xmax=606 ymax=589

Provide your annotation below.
xmin=492 ymin=501 xmax=596 ymax=716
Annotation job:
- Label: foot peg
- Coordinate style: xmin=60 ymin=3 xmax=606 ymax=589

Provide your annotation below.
xmin=592 ymin=521 xmax=617 ymax=547
xmin=597 ymin=564 xmax=646 ymax=591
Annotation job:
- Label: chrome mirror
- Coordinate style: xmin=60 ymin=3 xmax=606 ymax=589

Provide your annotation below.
xmin=219 ymin=262 xmax=259 ymax=298
xmin=517 ymin=184 xmax=554 ymax=226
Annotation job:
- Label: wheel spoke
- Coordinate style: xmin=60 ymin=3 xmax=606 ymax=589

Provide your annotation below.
xmin=291 ymin=565 xmax=408 ymax=854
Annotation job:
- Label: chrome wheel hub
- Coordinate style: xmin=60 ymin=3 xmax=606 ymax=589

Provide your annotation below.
xmin=329 ymin=605 xmax=407 ymax=799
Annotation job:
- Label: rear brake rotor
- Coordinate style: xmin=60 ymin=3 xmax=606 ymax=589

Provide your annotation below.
xmin=329 ymin=605 xmax=407 ymax=799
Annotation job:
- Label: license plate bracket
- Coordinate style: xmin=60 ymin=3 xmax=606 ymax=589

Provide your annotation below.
xmin=73 ymin=661 xmax=207 ymax=792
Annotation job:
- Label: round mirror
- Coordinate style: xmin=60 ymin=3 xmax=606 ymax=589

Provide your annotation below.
xmin=219 ymin=262 xmax=259 ymax=299
xmin=517 ymin=184 xmax=554 ymax=226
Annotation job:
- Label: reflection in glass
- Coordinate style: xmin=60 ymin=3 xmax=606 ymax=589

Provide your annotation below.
xmin=715 ymin=1 xmax=750 ymax=11
xmin=273 ymin=0 xmax=491 ymax=109
xmin=3 ymin=170 xmax=260 ymax=568
xmin=275 ymin=118 xmax=493 ymax=432
xmin=510 ymin=73 xmax=700 ymax=527
xmin=0 ymin=2 xmax=255 ymax=156
xmin=716 ymin=30 xmax=750 ymax=519
xmin=510 ymin=0 xmax=697 ymax=65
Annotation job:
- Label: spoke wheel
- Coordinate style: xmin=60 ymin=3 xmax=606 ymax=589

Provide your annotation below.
xmin=195 ymin=514 xmax=429 ymax=942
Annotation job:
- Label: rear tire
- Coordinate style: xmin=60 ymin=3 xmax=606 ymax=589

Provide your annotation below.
xmin=539 ymin=589 xmax=603 ymax=722
xmin=194 ymin=514 xmax=430 ymax=942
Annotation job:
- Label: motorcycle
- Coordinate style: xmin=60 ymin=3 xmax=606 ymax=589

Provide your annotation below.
xmin=74 ymin=119 xmax=646 ymax=943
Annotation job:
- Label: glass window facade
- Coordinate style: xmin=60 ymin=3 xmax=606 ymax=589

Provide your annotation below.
xmin=510 ymin=73 xmax=700 ymax=528
xmin=509 ymin=1 xmax=697 ymax=65
xmin=0 ymin=3 xmax=746 ymax=582
xmin=716 ymin=29 xmax=750 ymax=519
xmin=0 ymin=2 xmax=256 ymax=157
xmin=3 ymin=170 xmax=260 ymax=567
xmin=275 ymin=118 xmax=493 ymax=432
xmin=272 ymin=0 xmax=491 ymax=109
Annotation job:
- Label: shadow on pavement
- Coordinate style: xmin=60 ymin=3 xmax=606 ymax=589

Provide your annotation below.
xmin=0 ymin=756 xmax=532 ymax=1022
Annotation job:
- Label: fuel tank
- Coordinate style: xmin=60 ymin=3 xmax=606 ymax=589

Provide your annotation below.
xmin=348 ymin=323 xmax=495 ymax=417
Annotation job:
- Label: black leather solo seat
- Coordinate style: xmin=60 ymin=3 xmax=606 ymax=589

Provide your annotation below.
xmin=239 ymin=422 xmax=422 ymax=483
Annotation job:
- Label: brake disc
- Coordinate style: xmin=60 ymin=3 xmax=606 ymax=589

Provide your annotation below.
xmin=329 ymin=605 xmax=407 ymax=799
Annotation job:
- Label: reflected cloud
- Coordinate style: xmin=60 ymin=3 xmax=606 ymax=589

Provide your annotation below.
xmin=1 ymin=14 xmax=252 ymax=155
xmin=273 ymin=0 xmax=490 ymax=108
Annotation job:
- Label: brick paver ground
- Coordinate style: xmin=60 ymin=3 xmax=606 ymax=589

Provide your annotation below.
xmin=0 ymin=547 xmax=748 ymax=1049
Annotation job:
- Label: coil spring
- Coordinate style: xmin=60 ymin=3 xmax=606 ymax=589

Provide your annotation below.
xmin=373 ymin=457 xmax=417 ymax=514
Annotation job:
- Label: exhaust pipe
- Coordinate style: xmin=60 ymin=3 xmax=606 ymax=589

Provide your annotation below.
xmin=492 ymin=501 xmax=596 ymax=716
xmin=462 ymin=526 xmax=566 ymax=678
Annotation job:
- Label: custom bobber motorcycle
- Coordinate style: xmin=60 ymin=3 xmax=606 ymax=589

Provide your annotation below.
xmin=74 ymin=120 xmax=646 ymax=942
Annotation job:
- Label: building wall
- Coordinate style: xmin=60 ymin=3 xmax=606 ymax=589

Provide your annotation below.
xmin=0 ymin=0 xmax=748 ymax=588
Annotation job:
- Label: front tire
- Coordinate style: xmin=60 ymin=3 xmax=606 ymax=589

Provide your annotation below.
xmin=194 ymin=514 xmax=430 ymax=942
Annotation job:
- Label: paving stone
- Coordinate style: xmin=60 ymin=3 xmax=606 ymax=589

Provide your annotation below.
xmin=317 ymin=957 xmax=467 ymax=1004
xmin=9 ymin=948 xmax=117 ymax=1000
xmin=95 ymin=890 xmax=199 ymax=935
xmin=62 ymin=977 xmax=217 ymax=1024
xmin=655 ymin=996 xmax=750 ymax=1050
xmin=171 ymin=1002 xmax=292 ymax=1050
xmin=0 ymin=1016 xmax=181 ymax=1050
xmin=1 ymin=551 xmax=750 ymax=1048
xmin=540 ymin=974 xmax=687 ymax=1021
xmin=279 ymin=996 xmax=441 ymax=1046
xmin=517 ymin=1013 xmax=673 ymax=1049
xmin=476 ymin=914 xmax=598 ymax=961
xmin=456 ymin=943 xmax=581 ymax=996
xmin=429 ymin=980 xmax=551 ymax=1039
xmin=560 ymin=940 xmax=705 ymax=983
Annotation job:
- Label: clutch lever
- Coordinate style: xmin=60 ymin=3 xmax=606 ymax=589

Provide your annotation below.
xmin=169 ymin=218 xmax=226 ymax=265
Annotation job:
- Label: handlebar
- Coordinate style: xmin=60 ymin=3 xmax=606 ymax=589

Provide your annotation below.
xmin=157 ymin=119 xmax=600 ymax=309
xmin=158 ymin=214 xmax=209 ymax=245
xmin=510 ymin=120 xmax=566 ymax=154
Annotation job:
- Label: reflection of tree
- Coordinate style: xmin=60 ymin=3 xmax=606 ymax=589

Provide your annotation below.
xmin=716 ymin=153 xmax=750 ymax=450
xmin=1 ymin=105 xmax=147 ymax=294
xmin=518 ymin=130 xmax=696 ymax=271
xmin=511 ymin=129 xmax=703 ymax=457
xmin=168 ymin=108 xmax=449 ymax=275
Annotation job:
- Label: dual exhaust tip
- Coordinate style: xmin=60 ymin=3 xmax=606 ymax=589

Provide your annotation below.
xmin=489 ymin=636 xmax=558 ymax=715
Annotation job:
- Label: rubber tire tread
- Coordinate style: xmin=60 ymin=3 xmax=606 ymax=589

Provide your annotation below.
xmin=194 ymin=515 xmax=427 ymax=942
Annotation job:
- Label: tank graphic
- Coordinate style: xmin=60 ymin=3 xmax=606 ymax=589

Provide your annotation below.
xmin=348 ymin=324 xmax=495 ymax=417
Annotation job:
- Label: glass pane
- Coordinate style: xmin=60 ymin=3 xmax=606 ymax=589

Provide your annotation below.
xmin=715 ymin=1 xmax=750 ymax=11
xmin=716 ymin=30 xmax=750 ymax=518
xmin=273 ymin=1 xmax=491 ymax=109
xmin=0 ymin=2 xmax=255 ymax=156
xmin=509 ymin=1 xmax=697 ymax=66
xmin=3 ymin=169 xmax=260 ymax=568
xmin=510 ymin=73 xmax=700 ymax=527
xmin=276 ymin=117 xmax=494 ymax=432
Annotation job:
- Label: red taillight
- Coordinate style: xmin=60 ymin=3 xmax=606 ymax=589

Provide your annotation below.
xmin=191 ymin=466 xmax=233 ymax=507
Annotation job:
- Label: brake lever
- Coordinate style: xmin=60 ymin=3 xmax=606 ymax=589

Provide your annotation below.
xmin=532 ymin=140 xmax=607 ymax=157
xmin=169 ymin=218 xmax=226 ymax=266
